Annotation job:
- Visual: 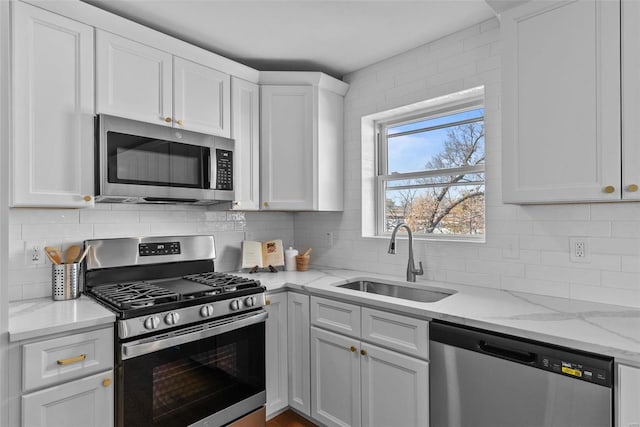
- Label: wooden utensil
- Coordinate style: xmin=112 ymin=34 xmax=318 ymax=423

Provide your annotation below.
xmin=44 ymin=246 xmax=62 ymax=265
xmin=301 ymin=247 xmax=312 ymax=257
xmin=65 ymin=245 xmax=81 ymax=264
xmin=75 ymin=245 xmax=91 ymax=264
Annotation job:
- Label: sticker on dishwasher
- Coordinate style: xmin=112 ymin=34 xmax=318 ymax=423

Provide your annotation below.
xmin=561 ymin=362 xmax=582 ymax=378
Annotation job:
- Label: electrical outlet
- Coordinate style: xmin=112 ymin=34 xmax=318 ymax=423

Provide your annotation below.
xmin=24 ymin=240 xmax=46 ymax=265
xmin=325 ymin=232 xmax=334 ymax=247
xmin=569 ymin=237 xmax=590 ymax=263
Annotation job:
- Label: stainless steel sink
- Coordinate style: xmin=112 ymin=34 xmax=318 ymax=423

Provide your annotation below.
xmin=337 ymin=280 xmax=455 ymax=303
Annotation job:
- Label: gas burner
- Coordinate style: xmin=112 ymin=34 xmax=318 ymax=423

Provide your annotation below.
xmin=183 ymin=272 xmax=259 ymax=291
xmin=90 ymin=282 xmax=179 ymax=310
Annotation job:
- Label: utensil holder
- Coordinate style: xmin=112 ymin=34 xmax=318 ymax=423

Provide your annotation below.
xmin=52 ymin=263 xmax=81 ymax=300
xmin=295 ymin=255 xmax=310 ymax=272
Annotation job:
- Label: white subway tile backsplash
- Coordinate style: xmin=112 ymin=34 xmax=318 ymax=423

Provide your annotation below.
xmin=10 ymin=208 xmax=79 ymax=224
xmin=22 ymin=224 xmax=94 ymax=240
xmin=93 ymin=223 xmax=151 ymax=238
xmin=80 ymin=209 xmax=139 ymax=224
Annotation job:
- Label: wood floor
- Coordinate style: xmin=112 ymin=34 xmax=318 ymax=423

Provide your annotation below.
xmin=266 ymin=410 xmax=318 ymax=427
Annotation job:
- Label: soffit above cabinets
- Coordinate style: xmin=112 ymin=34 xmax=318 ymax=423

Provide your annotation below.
xmin=81 ymin=0 xmax=497 ymax=78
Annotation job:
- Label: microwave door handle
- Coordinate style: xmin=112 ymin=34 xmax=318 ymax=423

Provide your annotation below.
xmin=209 ymin=150 xmax=216 ymax=190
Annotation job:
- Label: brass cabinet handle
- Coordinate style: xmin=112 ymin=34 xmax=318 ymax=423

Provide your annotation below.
xmin=360 ymin=349 xmax=367 ymax=356
xmin=164 ymin=117 xmax=172 ymax=123
xmin=627 ymin=184 xmax=639 ymax=192
xmin=83 ymin=195 xmax=92 ymax=202
xmin=176 ymin=119 xmax=184 ymax=126
xmin=57 ymin=354 xmax=87 ymax=365
xmin=349 ymin=346 xmax=357 ymax=353
xmin=265 ymin=299 xmax=271 ymax=305
xmin=102 ymin=377 xmax=111 ymax=387
xmin=604 ymin=185 xmax=615 ymax=194
xmin=263 ymin=202 xmax=269 ymax=208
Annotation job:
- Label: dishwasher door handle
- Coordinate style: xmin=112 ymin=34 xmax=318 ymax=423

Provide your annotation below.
xmin=478 ymin=340 xmax=537 ymax=364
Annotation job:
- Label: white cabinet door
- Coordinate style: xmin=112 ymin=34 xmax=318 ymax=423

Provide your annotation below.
xmin=174 ymin=56 xmax=230 ymax=137
xmin=288 ymin=292 xmax=311 ymax=415
xmin=11 ymin=1 xmax=95 ymax=208
xmin=22 ymin=370 xmax=114 ymax=427
xmin=260 ymin=85 xmax=315 ymax=210
xmin=360 ymin=343 xmax=428 ymax=427
xmin=310 ymin=327 xmax=360 ymax=427
xmin=265 ymin=292 xmax=288 ymax=418
xmin=96 ymin=30 xmax=172 ymax=126
xmin=617 ymin=364 xmax=640 ymax=427
xmin=231 ymin=77 xmax=260 ymax=210
xmin=622 ymin=0 xmax=640 ymax=201
xmin=502 ymin=0 xmax=620 ymax=203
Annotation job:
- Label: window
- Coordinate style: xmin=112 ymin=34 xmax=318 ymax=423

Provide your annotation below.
xmin=377 ymin=97 xmax=485 ymax=239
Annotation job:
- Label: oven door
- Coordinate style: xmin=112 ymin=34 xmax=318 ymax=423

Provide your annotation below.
xmin=118 ymin=310 xmax=266 ymax=427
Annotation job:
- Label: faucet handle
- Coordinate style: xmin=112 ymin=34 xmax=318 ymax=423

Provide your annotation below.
xmin=415 ymin=261 xmax=424 ymax=276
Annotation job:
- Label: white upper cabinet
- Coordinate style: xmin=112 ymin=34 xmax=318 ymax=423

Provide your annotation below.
xmin=174 ymin=56 xmax=230 ymax=136
xmin=96 ymin=30 xmax=231 ymax=137
xmin=11 ymin=1 xmax=95 ymax=208
xmin=622 ymin=0 xmax=640 ymax=201
xmin=502 ymin=0 xmax=621 ymax=203
xmin=231 ymin=77 xmax=260 ymax=210
xmin=96 ymin=30 xmax=172 ymax=127
xmin=260 ymin=72 xmax=348 ymax=211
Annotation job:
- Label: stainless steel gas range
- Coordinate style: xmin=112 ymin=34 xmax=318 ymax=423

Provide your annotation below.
xmin=83 ymin=235 xmax=267 ymax=427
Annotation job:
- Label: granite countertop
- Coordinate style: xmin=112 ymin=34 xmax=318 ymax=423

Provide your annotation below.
xmin=241 ymin=267 xmax=640 ymax=366
xmin=8 ymin=296 xmax=115 ymax=342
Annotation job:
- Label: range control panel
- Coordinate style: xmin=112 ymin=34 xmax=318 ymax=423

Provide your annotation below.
xmin=139 ymin=242 xmax=181 ymax=256
xmin=541 ymin=356 xmax=610 ymax=387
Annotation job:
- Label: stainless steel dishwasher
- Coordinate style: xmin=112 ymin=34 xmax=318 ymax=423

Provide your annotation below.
xmin=430 ymin=321 xmax=613 ymax=427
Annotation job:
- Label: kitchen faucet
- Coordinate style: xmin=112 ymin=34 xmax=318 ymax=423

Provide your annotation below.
xmin=388 ymin=223 xmax=424 ymax=282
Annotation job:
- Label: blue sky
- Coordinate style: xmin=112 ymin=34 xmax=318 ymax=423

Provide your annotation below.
xmin=387 ymin=108 xmax=483 ymax=174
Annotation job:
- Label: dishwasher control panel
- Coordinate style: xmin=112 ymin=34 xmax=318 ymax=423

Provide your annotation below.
xmin=541 ymin=356 xmax=610 ymax=387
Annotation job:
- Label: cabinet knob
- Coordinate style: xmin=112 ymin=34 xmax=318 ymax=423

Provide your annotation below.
xmin=164 ymin=117 xmax=172 ymax=123
xmin=234 ymin=201 xmax=240 ymax=206
xmin=349 ymin=346 xmax=357 ymax=353
xmin=627 ymin=184 xmax=639 ymax=193
xmin=83 ymin=195 xmax=92 ymax=202
xmin=263 ymin=202 xmax=269 ymax=208
xmin=102 ymin=377 xmax=111 ymax=388
xmin=265 ymin=299 xmax=271 ymax=305
xmin=360 ymin=349 xmax=368 ymax=356
xmin=176 ymin=119 xmax=184 ymax=126
xmin=604 ymin=185 xmax=615 ymax=194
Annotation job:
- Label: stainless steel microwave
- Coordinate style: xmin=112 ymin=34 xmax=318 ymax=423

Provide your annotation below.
xmin=95 ymin=115 xmax=234 ymax=205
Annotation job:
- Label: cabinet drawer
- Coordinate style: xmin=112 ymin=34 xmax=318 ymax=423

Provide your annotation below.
xmin=23 ymin=327 xmax=113 ymax=392
xmin=361 ymin=308 xmax=428 ymax=359
xmin=311 ymin=296 xmax=360 ymax=337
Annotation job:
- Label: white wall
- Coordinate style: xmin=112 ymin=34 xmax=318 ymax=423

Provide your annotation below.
xmin=294 ymin=17 xmax=640 ymax=308
xmin=8 ymin=206 xmax=294 ymax=301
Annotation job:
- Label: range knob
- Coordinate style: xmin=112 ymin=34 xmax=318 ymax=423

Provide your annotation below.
xmin=164 ymin=312 xmax=180 ymax=325
xmin=200 ymin=304 xmax=214 ymax=318
xmin=229 ymin=299 xmax=242 ymax=311
xmin=244 ymin=296 xmax=256 ymax=307
xmin=143 ymin=315 xmax=161 ymax=330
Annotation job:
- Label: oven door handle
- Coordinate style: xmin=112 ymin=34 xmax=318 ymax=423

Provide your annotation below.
xmin=121 ymin=310 xmax=267 ymax=360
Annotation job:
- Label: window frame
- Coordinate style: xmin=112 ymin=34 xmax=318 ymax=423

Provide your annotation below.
xmin=375 ymin=96 xmax=486 ymax=240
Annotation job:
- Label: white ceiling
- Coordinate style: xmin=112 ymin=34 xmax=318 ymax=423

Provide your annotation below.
xmin=82 ymin=0 xmax=500 ymax=78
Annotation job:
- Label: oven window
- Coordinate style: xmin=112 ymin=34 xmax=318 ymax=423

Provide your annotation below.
xmin=107 ymin=131 xmax=207 ymax=188
xmin=119 ymin=321 xmax=265 ymax=427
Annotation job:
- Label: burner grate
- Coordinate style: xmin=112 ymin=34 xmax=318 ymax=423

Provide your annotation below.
xmin=91 ymin=282 xmax=179 ymax=310
xmin=183 ymin=272 xmax=260 ymax=290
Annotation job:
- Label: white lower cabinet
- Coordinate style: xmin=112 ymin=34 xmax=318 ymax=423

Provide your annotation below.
xmin=265 ymin=292 xmax=288 ymax=417
xmin=287 ymin=293 xmax=311 ymax=415
xmin=310 ymin=297 xmax=429 ymax=427
xmin=12 ymin=326 xmax=114 ymax=427
xmin=22 ymin=370 xmax=114 ymax=427
xmin=618 ymin=363 xmax=640 ymax=427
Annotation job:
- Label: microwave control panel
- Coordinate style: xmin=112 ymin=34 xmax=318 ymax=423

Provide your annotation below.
xmin=215 ymin=149 xmax=233 ymax=191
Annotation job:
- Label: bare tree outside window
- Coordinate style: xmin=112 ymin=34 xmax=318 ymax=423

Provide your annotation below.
xmin=379 ymin=106 xmax=485 ymax=238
